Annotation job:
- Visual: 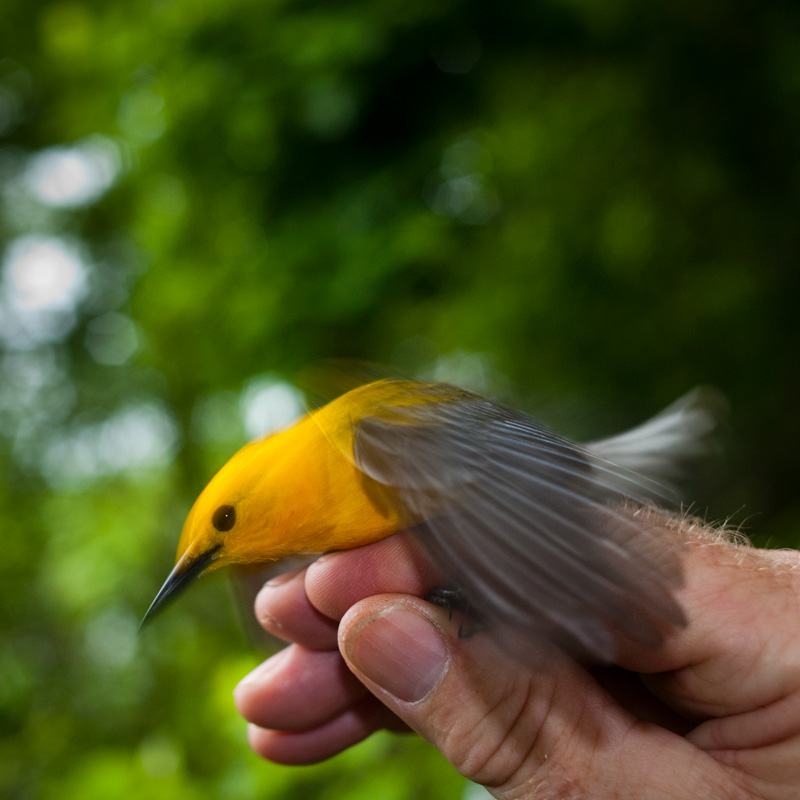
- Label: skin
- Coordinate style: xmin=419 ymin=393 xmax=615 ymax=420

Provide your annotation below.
xmin=233 ymin=512 xmax=800 ymax=799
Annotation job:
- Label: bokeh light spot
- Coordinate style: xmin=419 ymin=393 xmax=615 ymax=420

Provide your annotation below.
xmin=24 ymin=136 xmax=120 ymax=208
xmin=84 ymin=608 xmax=139 ymax=668
xmin=5 ymin=236 xmax=86 ymax=311
xmin=84 ymin=312 xmax=139 ymax=365
xmin=240 ymin=375 xmax=305 ymax=439
xmin=0 ymin=236 xmax=88 ymax=347
xmin=41 ymin=402 xmax=180 ymax=487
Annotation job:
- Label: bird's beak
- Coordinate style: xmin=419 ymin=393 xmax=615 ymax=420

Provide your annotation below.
xmin=140 ymin=544 xmax=221 ymax=629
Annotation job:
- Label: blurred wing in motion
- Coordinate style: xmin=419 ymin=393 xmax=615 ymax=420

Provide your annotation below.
xmin=351 ymin=387 xmax=711 ymax=661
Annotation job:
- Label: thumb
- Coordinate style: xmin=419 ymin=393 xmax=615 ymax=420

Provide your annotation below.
xmin=338 ymin=595 xmax=737 ymax=799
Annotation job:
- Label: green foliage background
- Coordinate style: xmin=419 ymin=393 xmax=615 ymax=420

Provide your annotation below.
xmin=2 ymin=0 xmax=800 ymax=797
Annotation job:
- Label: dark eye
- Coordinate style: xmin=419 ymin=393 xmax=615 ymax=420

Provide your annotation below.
xmin=212 ymin=505 xmax=236 ymax=532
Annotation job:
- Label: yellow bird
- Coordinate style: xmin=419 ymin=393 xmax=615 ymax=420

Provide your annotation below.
xmin=142 ymin=379 xmax=723 ymax=660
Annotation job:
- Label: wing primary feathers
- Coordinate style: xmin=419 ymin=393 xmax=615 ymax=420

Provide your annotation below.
xmin=359 ymin=403 xmax=678 ymax=506
xmin=419 ymin=513 xmax=620 ymax=659
xmin=350 ymin=382 xmax=715 ymax=662
xmin=483 ymin=422 xmax=676 ymax=505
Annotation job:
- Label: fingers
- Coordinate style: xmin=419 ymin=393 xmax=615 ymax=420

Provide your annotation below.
xmin=246 ymin=696 xmax=403 ymax=766
xmin=239 ymin=534 xmax=439 ymax=766
xmin=234 ymin=645 xmax=369 ymax=730
xmin=305 ymin=531 xmax=443 ymax=621
xmin=337 ymin=594 xmax=741 ymax=797
xmin=234 ymin=641 xmax=409 ymax=765
xmin=240 ymin=547 xmax=421 ymax=768
xmin=253 ymin=532 xmax=440 ymax=649
xmin=254 ymin=569 xmax=339 ymax=649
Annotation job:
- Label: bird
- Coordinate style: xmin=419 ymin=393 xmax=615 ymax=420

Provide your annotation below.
xmin=142 ymin=378 xmax=725 ymax=661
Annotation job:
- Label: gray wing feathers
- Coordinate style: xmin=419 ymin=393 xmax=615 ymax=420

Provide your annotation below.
xmin=351 ymin=389 xmax=705 ymax=661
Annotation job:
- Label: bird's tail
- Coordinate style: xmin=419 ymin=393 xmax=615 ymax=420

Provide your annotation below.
xmin=585 ymin=387 xmax=728 ymax=503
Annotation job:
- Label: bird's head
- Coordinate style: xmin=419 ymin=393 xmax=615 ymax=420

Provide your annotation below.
xmin=139 ymin=435 xmax=289 ymax=627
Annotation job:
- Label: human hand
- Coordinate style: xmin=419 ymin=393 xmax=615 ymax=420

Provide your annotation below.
xmin=233 ymin=513 xmax=800 ymax=799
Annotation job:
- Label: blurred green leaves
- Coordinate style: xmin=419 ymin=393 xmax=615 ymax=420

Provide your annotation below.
xmin=2 ymin=0 xmax=800 ymax=797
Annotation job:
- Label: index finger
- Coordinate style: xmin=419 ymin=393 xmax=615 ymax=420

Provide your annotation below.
xmin=305 ymin=530 xmax=445 ymax=621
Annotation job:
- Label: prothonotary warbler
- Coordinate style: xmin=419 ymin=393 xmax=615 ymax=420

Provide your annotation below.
xmin=142 ymin=379 xmax=725 ymax=660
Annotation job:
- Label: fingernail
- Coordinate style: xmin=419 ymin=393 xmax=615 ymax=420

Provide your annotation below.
xmin=346 ymin=604 xmax=448 ymax=703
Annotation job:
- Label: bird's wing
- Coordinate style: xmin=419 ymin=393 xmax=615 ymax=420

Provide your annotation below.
xmin=352 ymin=390 xmax=687 ymax=662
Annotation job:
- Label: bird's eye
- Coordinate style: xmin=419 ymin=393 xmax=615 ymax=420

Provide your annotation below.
xmin=212 ymin=504 xmax=236 ymax=532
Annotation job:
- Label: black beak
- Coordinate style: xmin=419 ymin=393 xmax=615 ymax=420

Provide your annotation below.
xmin=139 ymin=545 xmax=221 ymax=629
